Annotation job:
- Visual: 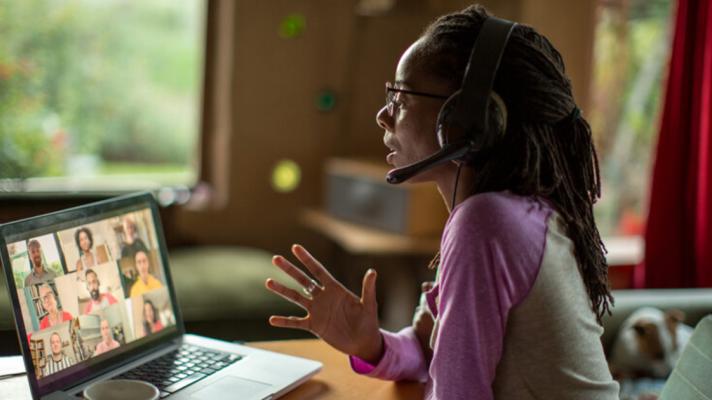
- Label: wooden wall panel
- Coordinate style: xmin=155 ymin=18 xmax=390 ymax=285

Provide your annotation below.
xmin=163 ymin=0 xmax=597 ymax=253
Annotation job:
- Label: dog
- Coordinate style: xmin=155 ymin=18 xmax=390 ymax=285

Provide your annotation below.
xmin=609 ymin=307 xmax=693 ymax=378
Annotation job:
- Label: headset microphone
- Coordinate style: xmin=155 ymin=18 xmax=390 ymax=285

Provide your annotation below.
xmin=385 ymin=16 xmax=516 ymax=185
xmin=385 ymin=139 xmax=470 ymax=184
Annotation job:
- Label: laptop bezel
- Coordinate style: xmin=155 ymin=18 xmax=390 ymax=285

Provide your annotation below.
xmin=0 ymin=192 xmax=186 ymax=399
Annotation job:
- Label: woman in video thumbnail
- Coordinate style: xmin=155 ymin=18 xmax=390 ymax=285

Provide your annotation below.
xmin=38 ymin=283 xmax=73 ymax=330
xmin=142 ymin=300 xmax=164 ymax=335
xmin=74 ymin=227 xmax=108 ymax=276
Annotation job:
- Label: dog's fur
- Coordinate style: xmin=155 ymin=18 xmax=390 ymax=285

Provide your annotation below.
xmin=610 ymin=307 xmax=693 ymax=378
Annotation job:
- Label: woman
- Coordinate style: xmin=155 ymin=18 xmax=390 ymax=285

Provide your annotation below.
xmin=38 ymin=283 xmax=73 ymax=330
xmin=265 ymin=5 xmax=619 ymax=399
xmin=142 ymin=299 xmax=163 ymax=336
xmin=74 ymin=227 xmax=108 ymax=276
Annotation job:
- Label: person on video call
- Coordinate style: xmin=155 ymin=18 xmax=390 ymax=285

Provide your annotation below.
xmin=129 ymin=250 xmax=162 ymax=298
xmin=74 ymin=227 xmax=108 ymax=276
xmin=120 ymin=217 xmax=148 ymax=259
xmin=83 ymin=269 xmax=118 ymax=314
xmin=265 ymin=4 xmax=619 ymax=399
xmin=94 ymin=319 xmax=120 ymax=356
xmin=43 ymin=332 xmax=75 ymax=376
xmin=38 ymin=284 xmax=73 ymax=330
xmin=24 ymin=240 xmax=57 ymax=287
xmin=142 ymin=299 xmax=164 ymax=336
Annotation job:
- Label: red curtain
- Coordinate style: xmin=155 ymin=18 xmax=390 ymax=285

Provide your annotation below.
xmin=642 ymin=0 xmax=712 ymax=288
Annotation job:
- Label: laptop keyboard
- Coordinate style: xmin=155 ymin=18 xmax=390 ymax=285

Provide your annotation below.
xmin=114 ymin=344 xmax=243 ymax=397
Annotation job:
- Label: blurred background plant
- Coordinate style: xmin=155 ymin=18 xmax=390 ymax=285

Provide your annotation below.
xmin=589 ymin=0 xmax=674 ymax=237
xmin=0 ymin=0 xmax=204 ymax=183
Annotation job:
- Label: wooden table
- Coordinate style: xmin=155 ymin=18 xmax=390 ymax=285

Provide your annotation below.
xmin=251 ymin=339 xmax=424 ymax=399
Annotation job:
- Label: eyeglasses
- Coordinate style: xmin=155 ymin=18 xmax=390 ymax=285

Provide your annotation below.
xmin=385 ymin=82 xmax=449 ymax=116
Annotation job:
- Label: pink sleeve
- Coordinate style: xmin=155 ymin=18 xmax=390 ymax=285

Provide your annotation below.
xmin=349 ymin=327 xmax=428 ymax=383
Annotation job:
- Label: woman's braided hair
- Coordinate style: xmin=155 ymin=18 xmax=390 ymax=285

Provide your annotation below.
xmin=421 ymin=5 xmax=613 ymax=322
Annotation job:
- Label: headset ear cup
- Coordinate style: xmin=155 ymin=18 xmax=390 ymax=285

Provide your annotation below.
xmin=459 ymin=92 xmax=507 ymax=164
xmin=488 ymin=91 xmax=508 ymax=138
xmin=436 ymin=90 xmax=462 ymax=148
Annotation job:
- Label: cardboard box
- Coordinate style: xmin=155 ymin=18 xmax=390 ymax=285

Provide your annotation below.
xmin=324 ymin=158 xmax=447 ymax=236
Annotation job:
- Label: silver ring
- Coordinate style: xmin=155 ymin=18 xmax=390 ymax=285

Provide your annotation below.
xmin=303 ymin=280 xmax=319 ymax=296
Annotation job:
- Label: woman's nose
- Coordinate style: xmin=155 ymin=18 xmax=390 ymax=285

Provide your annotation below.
xmin=376 ymin=105 xmax=393 ymax=131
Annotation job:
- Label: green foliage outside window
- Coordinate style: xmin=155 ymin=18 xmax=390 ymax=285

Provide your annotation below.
xmin=590 ymin=0 xmax=674 ymax=237
xmin=0 ymin=0 xmax=204 ymax=184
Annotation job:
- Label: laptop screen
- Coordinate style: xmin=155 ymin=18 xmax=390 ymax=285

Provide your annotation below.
xmin=0 ymin=194 xmax=181 ymax=395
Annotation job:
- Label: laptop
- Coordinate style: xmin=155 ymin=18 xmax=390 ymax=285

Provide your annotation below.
xmin=0 ymin=192 xmax=321 ymax=400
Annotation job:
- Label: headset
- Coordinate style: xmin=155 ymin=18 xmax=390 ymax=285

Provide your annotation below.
xmin=386 ymin=16 xmax=517 ymax=184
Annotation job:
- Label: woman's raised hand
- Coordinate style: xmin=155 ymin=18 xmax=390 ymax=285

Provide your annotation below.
xmin=265 ymin=244 xmax=384 ymax=364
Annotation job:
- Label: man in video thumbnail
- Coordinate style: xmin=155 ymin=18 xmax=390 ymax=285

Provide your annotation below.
xmin=129 ymin=250 xmax=162 ymax=297
xmin=43 ymin=332 xmax=75 ymax=376
xmin=25 ymin=240 xmax=57 ymax=287
xmin=94 ymin=319 xmax=120 ymax=356
xmin=83 ymin=269 xmax=118 ymax=314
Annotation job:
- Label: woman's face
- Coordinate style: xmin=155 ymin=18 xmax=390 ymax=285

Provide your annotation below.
xmin=144 ymin=303 xmax=154 ymax=322
xmin=377 ymin=39 xmax=453 ymax=183
xmin=79 ymin=231 xmax=91 ymax=252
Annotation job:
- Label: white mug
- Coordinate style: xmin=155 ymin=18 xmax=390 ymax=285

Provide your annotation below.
xmin=83 ymin=379 xmax=159 ymax=400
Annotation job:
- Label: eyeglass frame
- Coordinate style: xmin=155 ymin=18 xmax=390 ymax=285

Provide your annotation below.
xmin=385 ymin=82 xmax=449 ymax=117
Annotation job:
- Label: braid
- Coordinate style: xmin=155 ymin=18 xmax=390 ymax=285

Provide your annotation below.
xmin=421 ymin=5 xmax=613 ymax=323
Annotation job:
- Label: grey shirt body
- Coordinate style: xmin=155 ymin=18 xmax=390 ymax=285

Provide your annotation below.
xmin=493 ymin=214 xmax=620 ymax=399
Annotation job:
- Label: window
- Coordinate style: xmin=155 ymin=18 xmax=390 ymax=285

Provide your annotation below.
xmin=590 ymin=0 xmax=674 ymax=239
xmin=0 ymin=0 xmax=205 ymax=193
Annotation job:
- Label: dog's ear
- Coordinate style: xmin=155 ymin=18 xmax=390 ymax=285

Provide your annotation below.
xmin=633 ymin=321 xmax=647 ymax=336
xmin=665 ymin=309 xmax=685 ymax=349
xmin=665 ymin=309 xmax=685 ymax=325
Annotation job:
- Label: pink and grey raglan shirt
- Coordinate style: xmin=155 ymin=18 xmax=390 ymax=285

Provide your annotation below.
xmin=350 ymin=192 xmax=619 ymax=399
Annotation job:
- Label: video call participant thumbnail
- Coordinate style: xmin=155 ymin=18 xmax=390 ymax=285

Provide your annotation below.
xmin=129 ymin=250 xmax=162 ymax=298
xmin=83 ymin=269 xmax=118 ymax=314
xmin=43 ymin=332 xmax=75 ymax=376
xmin=38 ymin=284 xmax=73 ymax=330
xmin=142 ymin=299 xmax=164 ymax=335
xmin=25 ymin=240 xmax=57 ymax=287
xmin=120 ymin=217 xmax=148 ymax=259
xmin=74 ymin=227 xmax=108 ymax=274
xmin=94 ymin=319 xmax=120 ymax=356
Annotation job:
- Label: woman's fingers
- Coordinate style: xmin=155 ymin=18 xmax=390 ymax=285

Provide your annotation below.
xmin=291 ymin=244 xmax=334 ymax=285
xmin=272 ymin=255 xmax=318 ymax=289
xmin=360 ymin=269 xmax=378 ymax=313
xmin=265 ymin=279 xmax=311 ymax=310
xmin=268 ymin=315 xmax=310 ymax=331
